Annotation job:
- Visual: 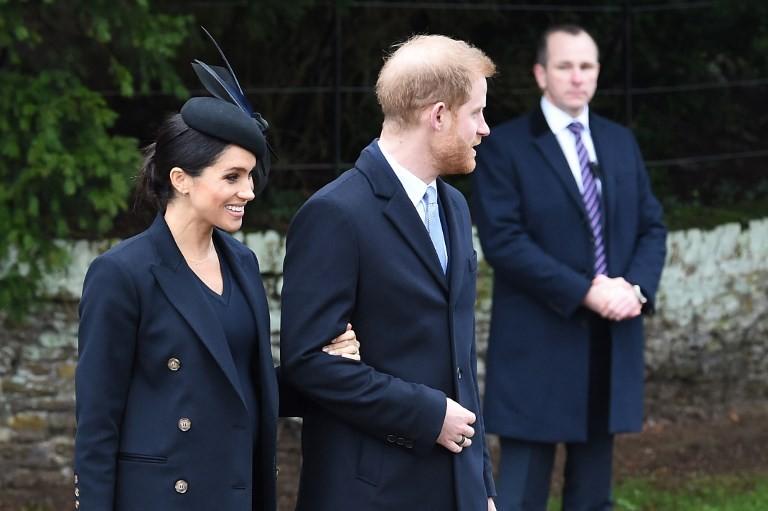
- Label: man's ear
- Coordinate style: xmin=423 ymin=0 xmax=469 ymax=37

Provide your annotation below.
xmin=428 ymin=101 xmax=448 ymax=131
xmin=169 ymin=166 xmax=189 ymax=196
xmin=533 ymin=63 xmax=547 ymax=91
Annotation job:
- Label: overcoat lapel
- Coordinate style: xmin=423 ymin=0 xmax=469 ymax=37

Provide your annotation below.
xmin=529 ymin=108 xmax=589 ymax=221
xmin=147 ymin=215 xmax=247 ymax=409
xmin=437 ymin=180 xmax=466 ymax=304
xmin=357 ymin=142 xmax=449 ymax=293
xmin=214 ymin=232 xmax=278 ymax=498
xmin=221 ymin=236 xmax=279 ymax=420
xmin=587 ymin=114 xmax=617 ymax=267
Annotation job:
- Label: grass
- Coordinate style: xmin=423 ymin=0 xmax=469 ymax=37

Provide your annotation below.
xmin=10 ymin=475 xmax=768 ymax=511
xmin=547 ymin=473 xmax=768 ymax=511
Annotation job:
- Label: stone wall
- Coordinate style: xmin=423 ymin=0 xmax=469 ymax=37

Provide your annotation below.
xmin=1 ymin=219 xmax=767 ymax=508
xmin=0 ymin=303 xmax=78 ymax=509
xmin=643 ymin=221 xmax=768 ymax=415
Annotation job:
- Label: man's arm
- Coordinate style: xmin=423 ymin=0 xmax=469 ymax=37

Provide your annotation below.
xmin=280 ymin=196 xmax=447 ymax=455
xmin=75 ymin=256 xmax=139 ymax=508
xmin=623 ymin=135 xmax=667 ymax=311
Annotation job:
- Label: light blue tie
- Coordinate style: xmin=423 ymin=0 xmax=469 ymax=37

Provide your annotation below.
xmin=423 ymin=185 xmax=448 ymax=273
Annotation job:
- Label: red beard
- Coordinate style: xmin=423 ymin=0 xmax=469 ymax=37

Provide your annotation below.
xmin=432 ymin=125 xmax=477 ymax=175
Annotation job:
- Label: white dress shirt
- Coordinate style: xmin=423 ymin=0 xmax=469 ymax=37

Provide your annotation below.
xmin=540 ymin=96 xmax=600 ymax=194
xmin=379 ymin=143 xmax=436 ymax=228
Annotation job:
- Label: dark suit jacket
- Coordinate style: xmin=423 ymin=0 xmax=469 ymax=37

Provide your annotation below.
xmin=472 ymin=107 xmax=667 ymax=442
xmin=280 ymin=141 xmax=495 ymax=510
xmin=74 ymin=214 xmax=280 ymax=511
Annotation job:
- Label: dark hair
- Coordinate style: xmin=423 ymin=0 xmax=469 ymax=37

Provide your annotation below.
xmin=535 ymin=24 xmax=599 ymax=67
xmin=135 ymin=114 xmax=231 ymax=211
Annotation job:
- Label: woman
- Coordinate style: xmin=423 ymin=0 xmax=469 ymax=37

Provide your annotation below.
xmin=73 ymin=35 xmax=359 ymax=510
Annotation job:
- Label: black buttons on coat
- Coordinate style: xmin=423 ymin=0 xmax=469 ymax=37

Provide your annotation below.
xmin=385 ymin=434 xmax=414 ymax=449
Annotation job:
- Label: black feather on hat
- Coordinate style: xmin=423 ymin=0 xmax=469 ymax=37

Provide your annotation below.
xmin=181 ymin=27 xmax=274 ymax=193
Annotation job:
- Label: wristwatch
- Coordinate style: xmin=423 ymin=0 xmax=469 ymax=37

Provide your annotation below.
xmin=632 ymin=284 xmax=648 ymax=305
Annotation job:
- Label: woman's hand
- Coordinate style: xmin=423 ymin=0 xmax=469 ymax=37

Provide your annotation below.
xmin=322 ymin=323 xmax=361 ymax=361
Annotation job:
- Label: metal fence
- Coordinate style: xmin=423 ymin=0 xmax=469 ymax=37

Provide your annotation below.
xmin=227 ymin=1 xmax=768 ymax=175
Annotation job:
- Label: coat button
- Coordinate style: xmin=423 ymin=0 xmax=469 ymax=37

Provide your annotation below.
xmin=74 ymin=474 xmax=78 ymax=484
xmin=457 ymin=367 xmax=463 ymax=379
xmin=168 ymin=357 xmax=181 ymax=371
xmin=385 ymin=434 xmax=396 ymax=444
xmin=178 ymin=417 xmax=192 ymax=432
xmin=175 ymin=479 xmax=188 ymax=494
xmin=75 ymin=500 xmax=79 ymax=509
xmin=74 ymin=488 xmax=79 ymax=497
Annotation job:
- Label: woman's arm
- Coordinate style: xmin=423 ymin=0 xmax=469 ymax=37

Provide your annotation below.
xmin=74 ymin=255 xmax=140 ymax=509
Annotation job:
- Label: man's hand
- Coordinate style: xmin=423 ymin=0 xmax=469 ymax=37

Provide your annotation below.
xmin=582 ymin=275 xmax=614 ymax=314
xmin=437 ymin=398 xmax=476 ymax=453
xmin=600 ymin=276 xmax=642 ymax=321
xmin=583 ymin=275 xmax=642 ymax=321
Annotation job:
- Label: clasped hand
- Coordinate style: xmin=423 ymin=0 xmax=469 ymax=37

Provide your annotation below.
xmin=583 ymin=275 xmax=642 ymax=321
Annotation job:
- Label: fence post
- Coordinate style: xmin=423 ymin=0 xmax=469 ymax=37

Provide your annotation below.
xmin=334 ymin=4 xmax=343 ymax=174
xmin=623 ymin=0 xmax=634 ymax=126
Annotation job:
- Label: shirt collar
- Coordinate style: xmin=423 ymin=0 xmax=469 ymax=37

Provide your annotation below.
xmin=540 ymin=96 xmax=591 ymax=134
xmin=379 ymin=144 xmax=436 ymax=208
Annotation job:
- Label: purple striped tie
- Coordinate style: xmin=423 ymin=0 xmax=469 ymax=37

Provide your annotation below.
xmin=567 ymin=122 xmax=607 ymax=276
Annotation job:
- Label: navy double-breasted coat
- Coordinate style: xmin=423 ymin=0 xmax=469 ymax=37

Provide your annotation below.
xmin=74 ymin=215 xmax=279 ymax=510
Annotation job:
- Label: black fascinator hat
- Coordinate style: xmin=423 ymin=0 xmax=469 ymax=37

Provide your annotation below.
xmin=181 ymin=27 xmax=275 ymax=194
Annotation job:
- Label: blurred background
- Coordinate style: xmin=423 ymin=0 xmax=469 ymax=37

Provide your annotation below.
xmin=1 ymin=1 xmax=767 ymax=509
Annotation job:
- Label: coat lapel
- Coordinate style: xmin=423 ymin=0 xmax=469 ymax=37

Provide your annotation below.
xmin=588 ymin=114 xmax=617 ymax=263
xmin=437 ymin=180 xmax=466 ymax=304
xmin=220 ymin=234 xmax=279 ymax=421
xmin=147 ymin=215 xmax=247 ymax=409
xmin=357 ymin=142 xmax=449 ymax=293
xmin=530 ymin=108 xmax=589 ymax=221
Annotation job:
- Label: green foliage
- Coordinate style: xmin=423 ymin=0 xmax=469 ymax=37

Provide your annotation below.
xmin=0 ymin=70 xmax=135 ymax=317
xmin=548 ymin=473 xmax=768 ymax=511
xmin=0 ymin=1 xmax=192 ymax=319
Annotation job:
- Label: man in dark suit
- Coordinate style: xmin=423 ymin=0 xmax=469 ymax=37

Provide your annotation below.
xmin=280 ymin=35 xmax=498 ymax=510
xmin=472 ymin=25 xmax=667 ymax=510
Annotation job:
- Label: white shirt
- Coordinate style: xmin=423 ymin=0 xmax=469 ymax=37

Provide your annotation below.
xmin=379 ymin=143 xmax=436 ymax=227
xmin=540 ymin=96 xmax=600 ymax=194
